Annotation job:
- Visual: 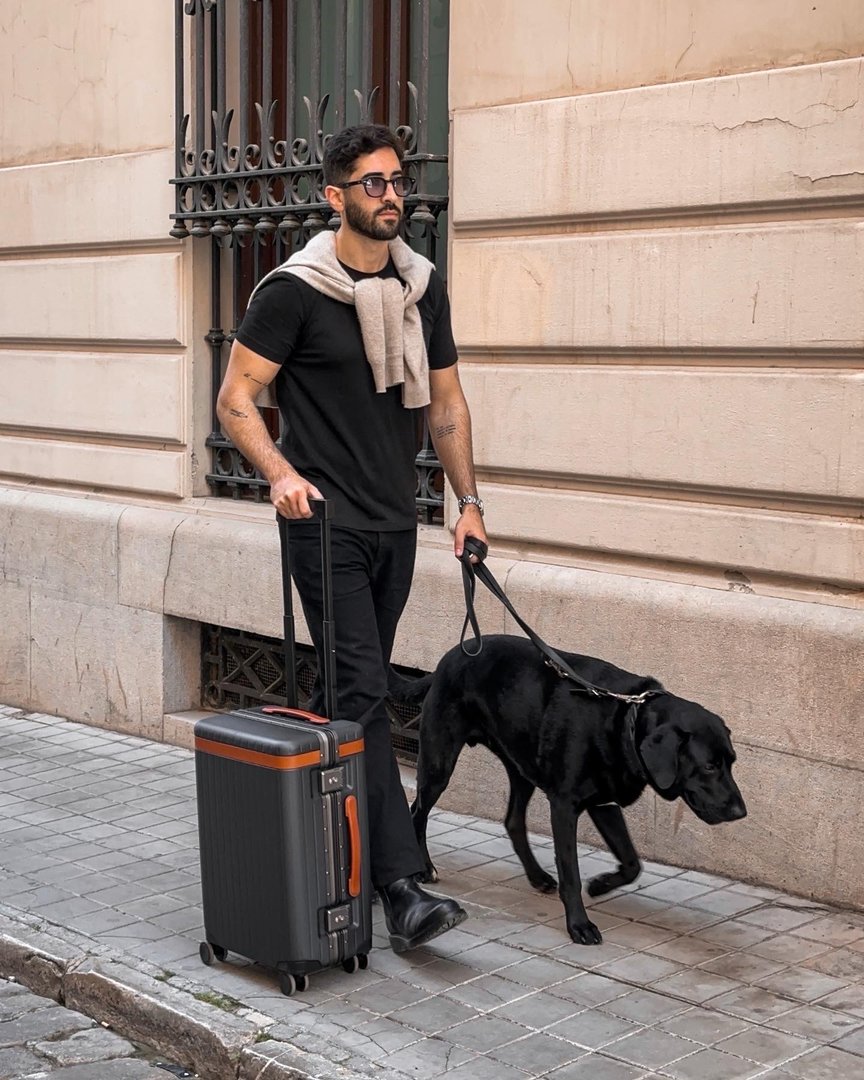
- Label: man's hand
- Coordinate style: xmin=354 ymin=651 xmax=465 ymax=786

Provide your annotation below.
xmin=454 ymin=504 xmax=488 ymax=562
xmin=270 ymin=468 xmax=324 ymax=519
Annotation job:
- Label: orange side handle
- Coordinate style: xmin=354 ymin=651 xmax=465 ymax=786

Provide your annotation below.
xmin=345 ymin=795 xmax=362 ymax=898
xmin=261 ymin=705 xmax=329 ymax=725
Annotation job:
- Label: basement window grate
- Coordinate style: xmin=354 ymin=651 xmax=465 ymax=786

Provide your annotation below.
xmin=202 ymin=623 xmax=424 ymax=765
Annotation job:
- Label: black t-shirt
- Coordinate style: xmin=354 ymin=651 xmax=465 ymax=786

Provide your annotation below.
xmin=235 ymin=260 xmax=458 ymax=530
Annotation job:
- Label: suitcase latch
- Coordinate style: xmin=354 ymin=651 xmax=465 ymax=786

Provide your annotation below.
xmin=320 ymin=767 xmax=345 ymax=793
xmin=325 ymin=904 xmax=351 ymax=932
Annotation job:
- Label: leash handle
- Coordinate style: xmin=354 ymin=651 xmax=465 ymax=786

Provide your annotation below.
xmin=459 ymin=537 xmax=488 ymax=657
xmin=458 ymin=539 xmax=657 ymax=704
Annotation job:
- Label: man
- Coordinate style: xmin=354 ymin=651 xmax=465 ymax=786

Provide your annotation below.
xmin=216 ymin=124 xmax=488 ymax=953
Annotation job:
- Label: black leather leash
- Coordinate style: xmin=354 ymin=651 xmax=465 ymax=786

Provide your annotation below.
xmin=458 ymin=537 xmax=662 ymax=708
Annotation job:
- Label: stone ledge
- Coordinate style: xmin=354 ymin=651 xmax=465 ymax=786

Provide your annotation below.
xmin=163 ymin=709 xmax=218 ymax=751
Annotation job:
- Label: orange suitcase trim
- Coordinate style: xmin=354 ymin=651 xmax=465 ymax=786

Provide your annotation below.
xmin=195 ymin=735 xmax=321 ymax=771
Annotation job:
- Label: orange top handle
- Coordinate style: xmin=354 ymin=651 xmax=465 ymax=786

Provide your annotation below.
xmin=261 ymin=706 xmax=329 ymax=726
xmin=344 ymin=795 xmax=362 ymax=898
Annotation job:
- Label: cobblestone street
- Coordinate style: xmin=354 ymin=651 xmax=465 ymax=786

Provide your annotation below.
xmin=1 ymin=705 xmax=863 ymax=1079
xmin=0 ymin=973 xmax=194 ymax=1078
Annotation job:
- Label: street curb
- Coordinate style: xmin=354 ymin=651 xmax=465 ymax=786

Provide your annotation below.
xmin=0 ymin=909 xmax=390 ymax=1080
xmin=63 ymin=957 xmax=257 ymax=1080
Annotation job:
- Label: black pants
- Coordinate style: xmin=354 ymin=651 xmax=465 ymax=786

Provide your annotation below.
xmin=288 ymin=525 xmax=425 ymax=888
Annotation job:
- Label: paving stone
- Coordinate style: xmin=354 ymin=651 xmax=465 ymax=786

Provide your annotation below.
xmin=32 ymin=1025 xmax=138 ymax=1065
xmin=709 ymin=985 xmax=799 ymax=1022
xmin=754 ymin=964 xmax=851 ymax=1003
xmin=716 ymin=1026 xmax=814 ymax=1066
xmin=819 ymin=985 xmax=864 ymax=1019
xmin=0 ymin=988 xmax=54 ymax=1022
xmin=0 ymin=1004 xmax=94 ymax=1047
xmin=650 ymin=968 xmax=744 ymax=1005
xmin=489 ymin=1030 xmax=586 ymax=1073
xmin=547 ymin=973 xmax=630 ymax=1008
xmin=439 ymin=1060 xmax=532 ymax=1080
xmin=446 ymin=1013 xmax=533 ymax=1051
xmin=781 ymin=1045 xmax=864 ymax=1078
xmin=752 ymin=935 xmax=833 ymax=966
xmin=491 ymin=989 xmax=584 ymax=1029
xmin=803 ymin=947 xmax=864 ymax=982
xmin=19 ymin=1061 xmax=157 ymax=1078
xmin=0 ymin=1045 xmax=48 ymax=1078
xmin=373 ymin=1035 xmax=477 ymax=1076
xmin=665 ymin=1047 xmax=763 ymax=1079
xmin=831 ymin=1025 xmax=864 ymax=1057
xmin=605 ymin=1027 xmax=699 ymax=1069
xmin=545 ymin=1052 xmax=644 ymax=1079
xmin=600 ymin=988 xmax=690 ymax=1025
xmin=390 ymin=994 xmax=479 ymax=1034
xmin=546 ymin=1007 xmax=638 ymax=1049
xmin=659 ymin=1007 xmax=753 ymax=1044
xmin=441 ymin=974 xmax=532 ymax=1011
xmin=768 ymin=1003 xmax=864 ymax=1043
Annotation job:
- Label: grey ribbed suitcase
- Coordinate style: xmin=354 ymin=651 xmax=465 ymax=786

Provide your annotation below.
xmin=194 ymin=502 xmax=372 ymax=996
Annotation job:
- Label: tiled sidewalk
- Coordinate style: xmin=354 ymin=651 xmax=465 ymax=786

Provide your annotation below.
xmin=1 ymin=705 xmax=863 ymax=1080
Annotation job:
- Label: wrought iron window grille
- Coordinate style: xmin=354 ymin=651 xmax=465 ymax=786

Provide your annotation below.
xmin=202 ymin=623 xmax=425 ymax=765
xmin=171 ymin=0 xmax=449 ymax=522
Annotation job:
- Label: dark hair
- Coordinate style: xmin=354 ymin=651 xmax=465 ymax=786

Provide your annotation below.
xmin=322 ymin=124 xmax=405 ymax=186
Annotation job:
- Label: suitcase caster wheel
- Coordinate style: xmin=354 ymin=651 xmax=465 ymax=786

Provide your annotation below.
xmin=342 ymin=956 xmax=360 ymax=974
xmin=295 ymin=974 xmax=309 ymax=992
xmin=199 ymin=941 xmax=225 ymax=966
xmin=358 ymin=953 xmax=368 ymax=970
xmin=279 ymin=972 xmax=296 ymax=996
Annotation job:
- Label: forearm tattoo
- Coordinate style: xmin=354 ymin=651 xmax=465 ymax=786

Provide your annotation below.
xmin=434 ymin=423 xmax=457 ymax=439
xmin=229 ymin=408 xmax=248 ymax=418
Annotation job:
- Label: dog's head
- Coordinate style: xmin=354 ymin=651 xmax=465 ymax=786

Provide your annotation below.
xmin=638 ymin=696 xmax=746 ymax=825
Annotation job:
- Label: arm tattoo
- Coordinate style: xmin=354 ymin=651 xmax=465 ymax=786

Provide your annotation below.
xmin=243 ymin=372 xmax=267 ymax=387
xmin=229 ymin=408 xmax=249 ymax=418
xmin=434 ymin=423 xmax=457 ymax=439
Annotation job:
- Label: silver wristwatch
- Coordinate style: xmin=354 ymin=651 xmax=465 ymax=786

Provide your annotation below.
xmin=458 ymin=494 xmax=484 ymax=516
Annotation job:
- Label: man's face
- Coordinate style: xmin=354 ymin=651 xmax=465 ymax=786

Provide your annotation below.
xmin=337 ymin=147 xmax=404 ymax=241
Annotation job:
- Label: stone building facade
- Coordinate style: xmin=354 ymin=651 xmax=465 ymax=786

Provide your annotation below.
xmin=1 ymin=1 xmax=862 ymax=907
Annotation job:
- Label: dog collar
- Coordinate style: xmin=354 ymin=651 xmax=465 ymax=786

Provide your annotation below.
xmin=623 ymin=695 xmax=666 ymax=781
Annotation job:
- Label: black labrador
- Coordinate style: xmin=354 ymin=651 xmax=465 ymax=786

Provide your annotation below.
xmin=390 ymin=634 xmax=746 ymax=945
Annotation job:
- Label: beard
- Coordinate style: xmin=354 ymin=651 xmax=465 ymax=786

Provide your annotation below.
xmin=342 ymin=197 xmax=402 ymax=241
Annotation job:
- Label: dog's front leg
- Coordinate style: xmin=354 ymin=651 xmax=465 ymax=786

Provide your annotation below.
xmin=585 ymin=804 xmax=642 ymax=897
xmin=549 ymin=797 xmax=602 ymax=945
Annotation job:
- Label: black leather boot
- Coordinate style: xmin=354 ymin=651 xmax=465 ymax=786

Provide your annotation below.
xmin=378 ymin=877 xmax=467 ymax=953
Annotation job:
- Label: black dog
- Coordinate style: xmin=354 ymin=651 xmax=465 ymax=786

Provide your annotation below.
xmin=391 ymin=635 xmax=746 ymax=945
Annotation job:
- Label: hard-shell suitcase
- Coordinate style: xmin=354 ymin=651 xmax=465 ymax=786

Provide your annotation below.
xmin=194 ymin=502 xmax=372 ymax=996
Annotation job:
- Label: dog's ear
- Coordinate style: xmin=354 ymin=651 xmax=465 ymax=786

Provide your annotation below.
xmin=640 ymin=725 xmax=682 ymax=791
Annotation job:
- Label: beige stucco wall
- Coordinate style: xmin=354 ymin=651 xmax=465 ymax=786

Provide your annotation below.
xmin=442 ymin=2 xmax=864 ymax=907
xmin=0 ymin=0 xmax=194 ymax=499
xmin=1 ymin=0 xmax=863 ymax=910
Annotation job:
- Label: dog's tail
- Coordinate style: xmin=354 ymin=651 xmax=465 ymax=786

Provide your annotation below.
xmin=387 ymin=667 xmax=434 ymax=705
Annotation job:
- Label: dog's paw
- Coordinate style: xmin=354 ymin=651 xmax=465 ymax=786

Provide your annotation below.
xmin=529 ymin=871 xmax=558 ymax=894
xmin=417 ymin=864 xmax=439 ymax=884
xmin=568 ymin=919 xmax=603 ymax=946
xmin=586 ymin=871 xmax=624 ymax=897
xmin=586 ymin=865 xmax=641 ymax=898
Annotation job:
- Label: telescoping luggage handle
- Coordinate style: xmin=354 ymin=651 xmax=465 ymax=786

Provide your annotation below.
xmin=274 ymin=498 xmax=338 ymax=722
xmin=274 ymin=500 xmax=362 ymax=901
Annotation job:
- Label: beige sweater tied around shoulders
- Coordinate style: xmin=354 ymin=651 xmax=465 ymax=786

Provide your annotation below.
xmin=251 ymin=229 xmax=435 ymax=409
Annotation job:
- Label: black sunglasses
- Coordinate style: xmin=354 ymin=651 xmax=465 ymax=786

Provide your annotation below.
xmin=337 ymin=174 xmax=415 ymax=198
